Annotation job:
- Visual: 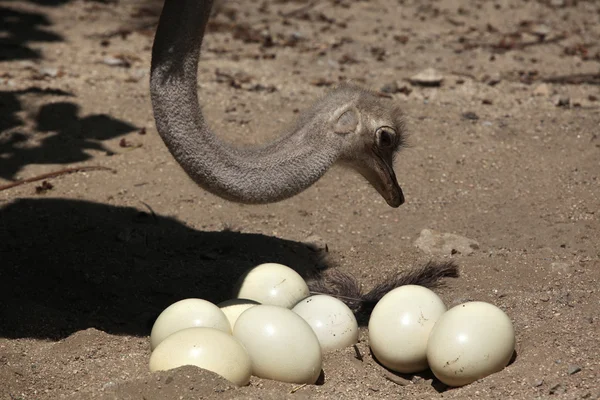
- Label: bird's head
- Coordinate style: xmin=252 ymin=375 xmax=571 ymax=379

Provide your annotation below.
xmin=323 ymin=84 xmax=407 ymax=207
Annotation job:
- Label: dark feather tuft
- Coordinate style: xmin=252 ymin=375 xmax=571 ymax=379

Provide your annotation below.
xmin=362 ymin=260 xmax=459 ymax=304
xmin=306 ymin=260 xmax=459 ymax=324
xmin=306 ymin=268 xmax=365 ymax=311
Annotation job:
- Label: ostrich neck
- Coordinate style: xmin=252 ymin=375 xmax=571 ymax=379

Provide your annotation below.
xmin=150 ymin=0 xmax=340 ymax=204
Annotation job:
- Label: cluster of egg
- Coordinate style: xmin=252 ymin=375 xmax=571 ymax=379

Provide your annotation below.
xmin=368 ymin=285 xmax=515 ymax=387
xmin=149 ymin=263 xmax=358 ymax=386
xmin=149 ymin=263 xmax=515 ymax=388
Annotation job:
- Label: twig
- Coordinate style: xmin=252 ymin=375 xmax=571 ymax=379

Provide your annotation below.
xmin=290 ymin=383 xmax=307 ymax=393
xmin=450 ymin=71 xmax=478 ymax=81
xmin=376 ymin=92 xmax=393 ymax=99
xmin=0 ymin=166 xmax=116 ymax=191
xmin=542 ymin=73 xmax=600 ymax=85
xmin=353 ymin=344 xmax=363 ymax=361
xmin=139 ymin=201 xmax=158 ymax=224
xmin=490 ymin=34 xmax=567 ymax=52
xmin=382 ymin=371 xmax=411 ymax=386
xmin=460 ymin=34 xmax=567 ymax=54
xmin=280 ymin=0 xmax=319 ymax=18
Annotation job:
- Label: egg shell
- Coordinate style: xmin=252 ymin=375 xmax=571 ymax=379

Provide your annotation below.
xmin=368 ymin=285 xmax=447 ymax=373
xmin=233 ymin=263 xmax=310 ymax=308
xmin=426 ymin=301 xmax=515 ymax=387
xmin=149 ymin=327 xmax=252 ymax=386
xmin=218 ymin=298 xmax=260 ymax=330
xmin=233 ymin=304 xmax=322 ymax=384
xmin=292 ymin=295 xmax=358 ymax=352
xmin=150 ymin=298 xmax=231 ymax=350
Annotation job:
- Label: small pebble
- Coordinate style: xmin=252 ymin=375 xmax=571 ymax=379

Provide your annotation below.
xmin=381 ymin=82 xmax=400 ymax=94
xmin=39 ymin=67 xmax=60 ymax=78
xmin=20 ymin=60 xmax=37 ymax=70
xmin=533 ymin=379 xmax=544 ymax=387
xmin=486 ymin=73 xmax=502 ymax=86
xmin=409 ymin=68 xmax=443 ymax=87
xmin=567 ymin=365 xmax=581 ymax=375
xmin=127 ymin=68 xmax=147 ymax=82
xmin=531 ymin=24 xmax=551 ymax=37
xmin=553 ymin=95 xmax=570 ymax=107
xmin=304 ymin=234 xmax=328 ymax=253
xmin=414 ymin=228 xmax=479 ymax=256
xmin=103 ymin=56 xmax=131 ymax=67
xmin=549 ymin=383 xmax=565 ymax=395
xmin=462 ymin=112 xmax=479 ymax=121
xmin=533 ymin=83 xmax=551 ymax=96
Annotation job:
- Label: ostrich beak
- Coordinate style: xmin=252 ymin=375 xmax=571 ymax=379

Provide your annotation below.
xmin=358 ymin=152 xmax=405 ymax=208
xmin=374 ymin=153 xmax=405 ymax=207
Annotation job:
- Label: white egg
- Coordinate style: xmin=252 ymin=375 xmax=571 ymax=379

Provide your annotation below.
xmin=233 ymin=305 xmax=322 ymax=384
xmin=368 ymin=285 xmax=447 ymax=373
xmin=292 ymin=295 xmax=358 ymax=352
xmin=150 ymin=298 xmax=231 ymax=350
xmin=218 ymin=298 xmax=260 ymax=330
xmin=149 ymin=327 xmax=252 ymax=386
xmin=426 ymin=301 xmax=515 ymax=387
xmin=233 ymin=263 xmax=310 ymax=308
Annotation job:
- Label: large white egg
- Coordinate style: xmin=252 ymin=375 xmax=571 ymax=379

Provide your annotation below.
xmin=292 ymin=295 xmax=358 ymax=352
xmin=233 ymin=263 xmax=310 ymax=308
xmin=427 ymin=301 xmax=515 ymax=387
xmin=368 ymin=285 xmax=447 ymax=373
xmin=218 ymin=298 xmax=260 ymax=330
xmin=233 ymin=305 xmax=322 ymax=384
xmin=150 ymin=298 xmax=231 ymax=350
xmin=149 ymin=327 xmax=252 ymax=386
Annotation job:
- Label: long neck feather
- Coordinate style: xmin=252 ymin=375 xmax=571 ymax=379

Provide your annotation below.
xmin=150 ymin=0 xmax=340 ymax=204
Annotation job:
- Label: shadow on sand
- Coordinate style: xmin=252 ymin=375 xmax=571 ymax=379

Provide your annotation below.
xmin=0 ymin=89 xmax=138 ymax=180
xmin=0 ymin=198 xmax=327 ymax=339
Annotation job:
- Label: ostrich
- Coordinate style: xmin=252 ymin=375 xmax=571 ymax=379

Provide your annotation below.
xmin=150 ymin=0 xmax=404 ymax=207
xmin=149 ymin=0 xmax=457 ymax=312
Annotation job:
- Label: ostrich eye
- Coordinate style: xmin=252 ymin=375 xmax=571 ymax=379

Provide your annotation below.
xmin=375 ymin=127 xmax=396 ymax=148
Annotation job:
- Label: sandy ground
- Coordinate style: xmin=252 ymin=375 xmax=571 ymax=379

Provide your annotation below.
xmin=1 ymin=0 xmax=599 ymax=399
